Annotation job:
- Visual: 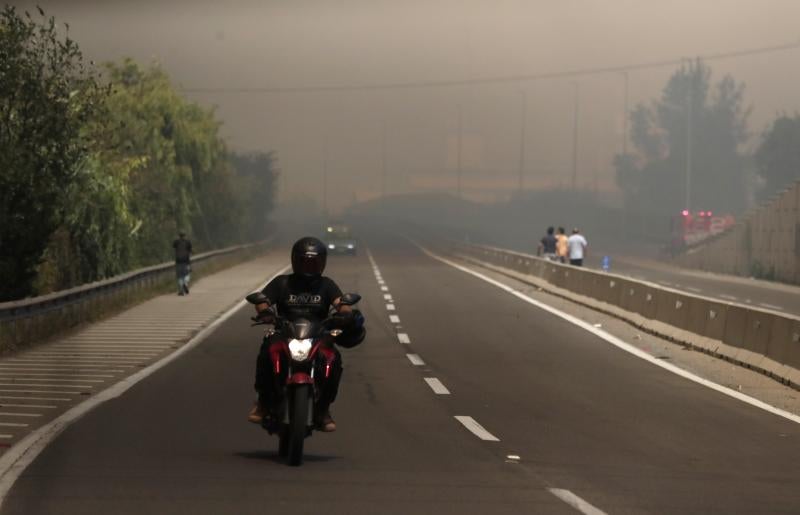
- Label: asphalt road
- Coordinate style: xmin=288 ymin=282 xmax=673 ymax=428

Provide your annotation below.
xmin=3 ymin=233 xmax=800 ymax=514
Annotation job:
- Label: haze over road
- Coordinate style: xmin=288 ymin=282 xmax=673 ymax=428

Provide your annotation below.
xmin=4 ymin=233 xmax=799 ymax=514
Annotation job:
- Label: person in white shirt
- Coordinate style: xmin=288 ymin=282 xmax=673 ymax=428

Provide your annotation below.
xmin=567 ymin=228 xmax=588 ymax=266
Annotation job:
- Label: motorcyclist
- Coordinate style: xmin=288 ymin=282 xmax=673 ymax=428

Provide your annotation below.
xmin=248 ymin=236 xmax=365 ymax=432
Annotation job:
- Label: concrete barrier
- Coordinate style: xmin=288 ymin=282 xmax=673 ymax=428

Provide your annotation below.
xmin=454 ymin=241 xmax=800 ymax=388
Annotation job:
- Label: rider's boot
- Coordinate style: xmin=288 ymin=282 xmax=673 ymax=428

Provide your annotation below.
xmin=247 ymin=401 xmax=266 ymax=424
xmin=316 ymin=403 xmax=336 ymax=432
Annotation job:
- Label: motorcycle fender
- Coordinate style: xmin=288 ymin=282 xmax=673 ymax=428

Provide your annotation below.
xmin=286 ymin=372 xmax=314 ymax=385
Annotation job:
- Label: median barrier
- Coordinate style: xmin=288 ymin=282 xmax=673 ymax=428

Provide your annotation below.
xmin=0 ymin=239 xmax=274 ymax=352
xmin=454 ymin=242 xmax=800 ymax=389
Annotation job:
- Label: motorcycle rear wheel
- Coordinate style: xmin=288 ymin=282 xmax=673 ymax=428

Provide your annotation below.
xmin=287 ymin=385 xmax=311 ymax=466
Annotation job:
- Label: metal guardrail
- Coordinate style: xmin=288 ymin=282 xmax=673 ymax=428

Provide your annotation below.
xmin=452 ymin=241 xmax=800 ymax=389
xmin=0 ymin=238 xmax=274 ymax=349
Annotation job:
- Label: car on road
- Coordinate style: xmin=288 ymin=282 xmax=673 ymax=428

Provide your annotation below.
xmin=324 ymin=224 xmax=358 ymax=255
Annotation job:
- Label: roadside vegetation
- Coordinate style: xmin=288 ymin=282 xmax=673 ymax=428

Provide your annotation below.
xmin=0 ymin=7 xmax=277 ymax=301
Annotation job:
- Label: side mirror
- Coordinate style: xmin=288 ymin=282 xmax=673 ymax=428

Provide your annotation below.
xmin=245 ymin=292 xmax=268 ymax=305
xmin=339 ymin=293 xmax=361 ymax=306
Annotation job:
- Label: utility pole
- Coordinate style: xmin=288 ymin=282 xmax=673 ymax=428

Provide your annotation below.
xmin=621 ymin=71 xmax=629 ymax=156
xmin=322 ymin=141 xmax=328 ymax=217
xmin=685 ymin=59 xmax=693 ymax=212
xmin=456 ymin=103 xmax=463 ymax=198
xmin=381 ymin=121 xmax=387 ymax=198
xmin=571 ymin=82 xmax=580 ymax=190
xmin=518 ymin=90 xmax=527 ymax=192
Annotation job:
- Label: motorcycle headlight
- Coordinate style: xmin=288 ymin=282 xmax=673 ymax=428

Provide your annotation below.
xmin=347 ymin=244 xmax=354 ymax=249
xmin=288 ymin=338 xmax=313 ymax=361
xmin=328 ymin=244 xmax=336 ymax=249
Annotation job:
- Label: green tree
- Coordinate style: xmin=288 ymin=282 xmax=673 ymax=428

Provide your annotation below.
xmin=754 ymin=114 xmax=800 ymax=199
xmin=229 ymin=152 xmax=279 ymax=241
xmin=0 ymin=7 xmax=105 ymax=300
xmin=615 ymin=60 xmax=749 ymax=216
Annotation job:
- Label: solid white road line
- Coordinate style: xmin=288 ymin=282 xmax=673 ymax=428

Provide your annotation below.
xmin=423 ymin=377 xmax=450 ymax=395
xmin=454 ymin=416 xmax=499 ymax=441
xmin=687 ymin=287 xmax=702 ymax=293
xmin=0 ymin=264 xmax=292 ymax=507
xmin=422 ymin=246 xmax=800 ymax=426
xmin=759 ymin=303 xmax=784 ymax=311
xmin=548 ymin=489 xmax=608 ymax=515
xmin=720 ymin=294 xmax=738 ymax=301
xmin=406 ymin=354 xmax=425 ymax=366
xmin=389 ymin=315 xmax=400 ymax=324
xmin=386 ymin=304 xmax=396 ymax=311
xmin=397 ymin=333 xmax=411 ymax=344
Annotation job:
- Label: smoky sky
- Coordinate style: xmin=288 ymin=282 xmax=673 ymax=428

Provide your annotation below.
xmin=14 ymin=0 xmax=800 ymax=213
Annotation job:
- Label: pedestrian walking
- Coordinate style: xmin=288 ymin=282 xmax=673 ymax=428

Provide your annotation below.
xmin=537 ymin=227 xmax=558 ymax=261
xmin=567 ymin=228 xmax=588 ymax=266
xmin=173 ymin=231 xmax=192 ymax=295
xmin=556 ymin=227 xmax=569 ymax=263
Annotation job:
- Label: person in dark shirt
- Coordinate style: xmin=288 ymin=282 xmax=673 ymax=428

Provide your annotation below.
xmin=172 ymin=232 xmax=192 ymax=295
xmin=537 ymin=226 xmax=558 ymax=261
xmin=249 ymin=236 xmax=364 ymax=432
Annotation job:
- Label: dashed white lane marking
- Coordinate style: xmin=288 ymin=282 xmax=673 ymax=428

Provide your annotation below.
xmin=386 ymin=304 xmax=396 ymax=311
xmin=0 ymin=436 xmax=13 ymax=440
xmin=548 ymin=489 xmax=608 ymax=515
xmin=0 ymin=423 xmax=27 ymax=428
xmin=406 ymin=354 xmax=425 ymax=366
xmin=389 ymin=315 xmax=401 ymax=324
xmin=720 ymin=294 xmax=738 ymax=301
xmin=658 ymin=280 xmax=673 ymax=286
xmin=383 ymin=294 xmax=393 ymax=300
xmin=687 ymin=287 xmax=702 ymax=293
xmin=380 ymin=286 xmax=389 ymax=292
xmin=422 ymin=246 xmax=800 ymax=426
xmin=759 ymin=303 xmax=784 ymax=311
xmin=397 ymin=333 xmax=411 ymax=344
xmin=0 ymin=413 xmax=42 ymax=418
xmin=454 ymin=416 xmax=500 ymax=441
xmin=423 ymin=378 xmax=450 ymax=395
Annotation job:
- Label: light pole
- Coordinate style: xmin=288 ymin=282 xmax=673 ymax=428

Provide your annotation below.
xmin=518 ymin=90 xmax=527 ymax=192
xmin=621 ymin=71 xmax=629 ymax=156
xmin=456 ymin=103 xmax=463 ymax=198
xmin=381 ymin=121 xmax=387 ymax=198
xmin=571 ymin=82 xmax=580 ymax=190
xmin=684 ymin=58 xmax=694 ymax=212
xmin=322 ymin=141 xmax=328 ymax=216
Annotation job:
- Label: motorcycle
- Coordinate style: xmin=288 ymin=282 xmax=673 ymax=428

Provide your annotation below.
xmin=245 ymin=291 xmax=361 ymax=466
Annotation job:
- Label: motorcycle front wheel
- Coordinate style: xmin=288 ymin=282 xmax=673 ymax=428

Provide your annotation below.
xmin=287 ymin=385 xmax=312 ymax=466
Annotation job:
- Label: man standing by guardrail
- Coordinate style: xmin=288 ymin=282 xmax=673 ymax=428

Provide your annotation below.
xmin=173 ymin=231 xmax=193 ymax=296
xmin=567 ymin=228 xmax=588 ymax=266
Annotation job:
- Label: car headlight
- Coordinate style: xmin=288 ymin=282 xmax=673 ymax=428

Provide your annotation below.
xmin=347 ymin=244 xmax=354 ymax=249
xmin=288 ymin=338 xmax=313 ymax=361
xmin=328 ymin=244 xmax=335 ymax=249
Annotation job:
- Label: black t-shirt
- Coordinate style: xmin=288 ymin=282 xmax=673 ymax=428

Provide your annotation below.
xmin=540 ymin=234 xmax=557 ymax=254
xmin=261 ymin=274 xmax=343 ymax=321
xmin=173 ymin=238 xmax=192 ymax=264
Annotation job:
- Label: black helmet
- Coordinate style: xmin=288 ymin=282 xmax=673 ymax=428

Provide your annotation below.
xmin=291 ymin=237 xmax=327 ymax=277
